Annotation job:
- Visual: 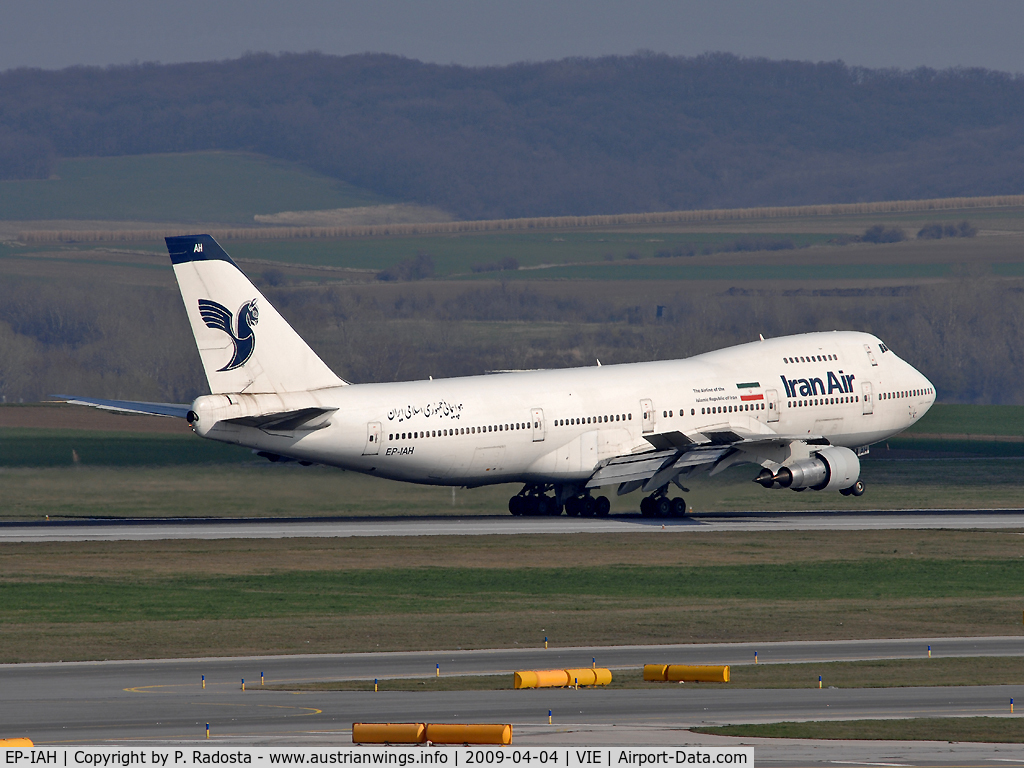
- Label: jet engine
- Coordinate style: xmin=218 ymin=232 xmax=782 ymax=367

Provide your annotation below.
xmin=760 ymin=446 xmax=861 ymax=492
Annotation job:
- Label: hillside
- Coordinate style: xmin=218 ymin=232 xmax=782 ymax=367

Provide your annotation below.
xmin=0 ymin=153 xmax=392 ymax=224
xmin=1 ymin=53 xmax=1023 ymax=219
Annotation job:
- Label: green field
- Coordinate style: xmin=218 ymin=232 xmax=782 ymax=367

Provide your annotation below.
xmin=5 ymin=559 xmax=1023 ymax=624
xmin=212 ymin=232 xmax=832 ymax=275
xmin=907 ymin=404 xmax=1024 ymax=436
xmin=0 ymin=428 xmax=254 ymax=467
xmin=459 ymin=262 xmax=953 ymax=282
xmin=2 ymin=530 xmax=1023 ymax=661
xmin=0 ymin=403 xmax=1023 ymax=523
xmin=272 ymin=656 xmax=1024 ymax=691
xmin=693 ymin=718 xmax=1024 ymax=743
xmin=0 ymin=153 xmax=390 ymax=223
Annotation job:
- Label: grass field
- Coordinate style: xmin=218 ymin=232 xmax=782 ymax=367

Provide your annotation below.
xmin=2 ymin=442 xmax=1024 ymax=521
xmin=2 ymin=530 xmax=1022 ymax=662
xmin=1 ymin=453 xmax=1024 ymax=521
xmin=268 ymin=657 xmax=1024 ymax=691
xmin=7 ymin=560 xmax=1024 ymax=623
xmin=692 ymin=718 xmax=1024 ymax=743
xmin=0 ymin=403 xmax=1022 ymax=522
xmin=0 ymin=428 xmax=254 ymax=467
xmin=12 ymin=201 xmax=1023 ymax=283
xmin=212 ymin=232 xmax=835 ymax=275
xmin=0 ymin=153 xmax=390 ymax=224
xmin=906 ymin=404 xmax=1024 ymax=437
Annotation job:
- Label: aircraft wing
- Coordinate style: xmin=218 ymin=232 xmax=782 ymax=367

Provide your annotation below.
xmin=586 ymin=427 xmax=828 ymax=494
xmin=52 ymin=395 xmax=191 ymax=419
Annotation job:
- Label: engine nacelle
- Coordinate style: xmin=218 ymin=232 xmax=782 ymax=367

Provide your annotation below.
xmin=774 ymin=446 xmax=860 ymax=491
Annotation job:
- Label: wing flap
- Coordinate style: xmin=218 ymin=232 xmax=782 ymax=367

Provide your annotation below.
xmin=587 ymin=420 xmax=825 ymax=491
xmin=585 ymin=449 xmax=678 ymax=488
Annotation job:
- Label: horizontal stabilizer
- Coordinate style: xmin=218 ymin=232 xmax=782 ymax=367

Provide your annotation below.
xmin=52 ymin=395 xmax=190 ymax=419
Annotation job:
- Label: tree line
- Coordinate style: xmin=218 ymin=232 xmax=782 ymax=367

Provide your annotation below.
xmin=1 ymin=53 xmax=1023 ymax=218
xmin=2 ymin=271 xmax=1022 ymax=406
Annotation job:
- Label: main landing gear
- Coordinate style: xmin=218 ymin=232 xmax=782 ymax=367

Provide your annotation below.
xmin=509 ymin=492 xmax=558 ymax=516
xmin=564 ymin=494 xmax=611 ymax=517
xmin=639 ymin=492 xmax=687 ymax=518
xmin=508 ymin=485 xmax=610 ymax=517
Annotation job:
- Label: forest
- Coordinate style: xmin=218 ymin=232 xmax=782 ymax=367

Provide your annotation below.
xmin=0 ymin=261 xmax=1020 ymax=406
xmin=1 ymin=53 xmax=1024 ymax=219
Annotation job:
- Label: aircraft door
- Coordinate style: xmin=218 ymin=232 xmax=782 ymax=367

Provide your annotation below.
xmin=861 ymin=382 xmax=874 ymax=415
xmin=864 ymin=344 xmax=878 ymax=366
xmin=766 ymin=389 xmax=780 ymax=423
xmin=640 ymin=398 xmax=655 ymax=434
xmin=363 ymin=421 xmax=381 ymax=455
xmin=531 ymin=408 xmax=545 ymax=442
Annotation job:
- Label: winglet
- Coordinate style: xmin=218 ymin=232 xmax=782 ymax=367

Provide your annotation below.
xmin=166 ymin=235 xmax=237 ymax=266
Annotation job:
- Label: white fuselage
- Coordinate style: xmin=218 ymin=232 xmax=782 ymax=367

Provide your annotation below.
xmin=191 ymin=330 xmax=934 ymax=488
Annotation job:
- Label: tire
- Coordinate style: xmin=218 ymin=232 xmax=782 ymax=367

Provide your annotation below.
xmin=581 ymin=496 xmax=596 ymax=517
xmin=564 ymin=497 xmax=580 ymax=516
xmin=640 ymin=496 xmax=653 ymax=517
xmin=524 ymin=496 xmax=540 ymax=516
xmin=536 ymin=496 xmax=551 ymax=516
xmin=851 ymin=481 xmax=865 ymax=497
xmin=671 ymin=497 xmax=687 ymax=517
xmin=595 ymin=496 xmax=610 ymax=516
xmin=509 ymin=496 xmax=523 ymax=516
xmin=655 ymin=496 xmax=672 ymax=517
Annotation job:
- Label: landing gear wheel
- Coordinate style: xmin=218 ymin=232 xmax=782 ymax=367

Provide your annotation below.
xmin=564 ymin=497 xmax=580 ymax=516
xmin=640 ymin=496 xmax=654 ymax=517
xmin=671 ymin=497 xmax=687 ymax=517
xmin=509 ymin=496 xmax=524 ymax=516
xmin=654 ymin=496 xmax=672 ymax=517
xmin=581 ymin=496 xmax=596 ymax=517
xmin=595 ymin=496 xmax=610 ymax=516
xmin=850 ymin=480 xmax=865 ymax=497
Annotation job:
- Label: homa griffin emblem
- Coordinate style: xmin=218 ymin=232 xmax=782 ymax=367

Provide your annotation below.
xmin=198 ymin=298 xmax=259 ymax=371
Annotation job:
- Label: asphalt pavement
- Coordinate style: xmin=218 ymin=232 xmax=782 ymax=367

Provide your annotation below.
xmin=2 ymin=509 xmax=1023 ymax=542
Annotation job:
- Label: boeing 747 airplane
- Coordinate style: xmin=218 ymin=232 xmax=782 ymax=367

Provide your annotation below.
xmin=62 ymin=235 xmax=936 ymax=517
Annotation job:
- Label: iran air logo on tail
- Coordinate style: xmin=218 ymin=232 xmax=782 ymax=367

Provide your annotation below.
xmin=198 ymin=298 xmax=259 ymax=371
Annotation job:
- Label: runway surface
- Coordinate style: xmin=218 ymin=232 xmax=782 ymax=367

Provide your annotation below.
xmin=2 ymin=509 xmax=1023 ymax=542
xmin=3 ymin=637 xmax=1023 ymax=765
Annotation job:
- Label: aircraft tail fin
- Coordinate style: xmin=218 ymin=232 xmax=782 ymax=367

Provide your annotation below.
xmin=167 ymin=235 xmax=346 ymax=394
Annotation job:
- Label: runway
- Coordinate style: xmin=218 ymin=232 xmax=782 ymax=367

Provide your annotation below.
xmin=2 ymin=509 xmax=1023 ymax=542
xmin=3 ymin=637 xmax=1023 ymax=761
